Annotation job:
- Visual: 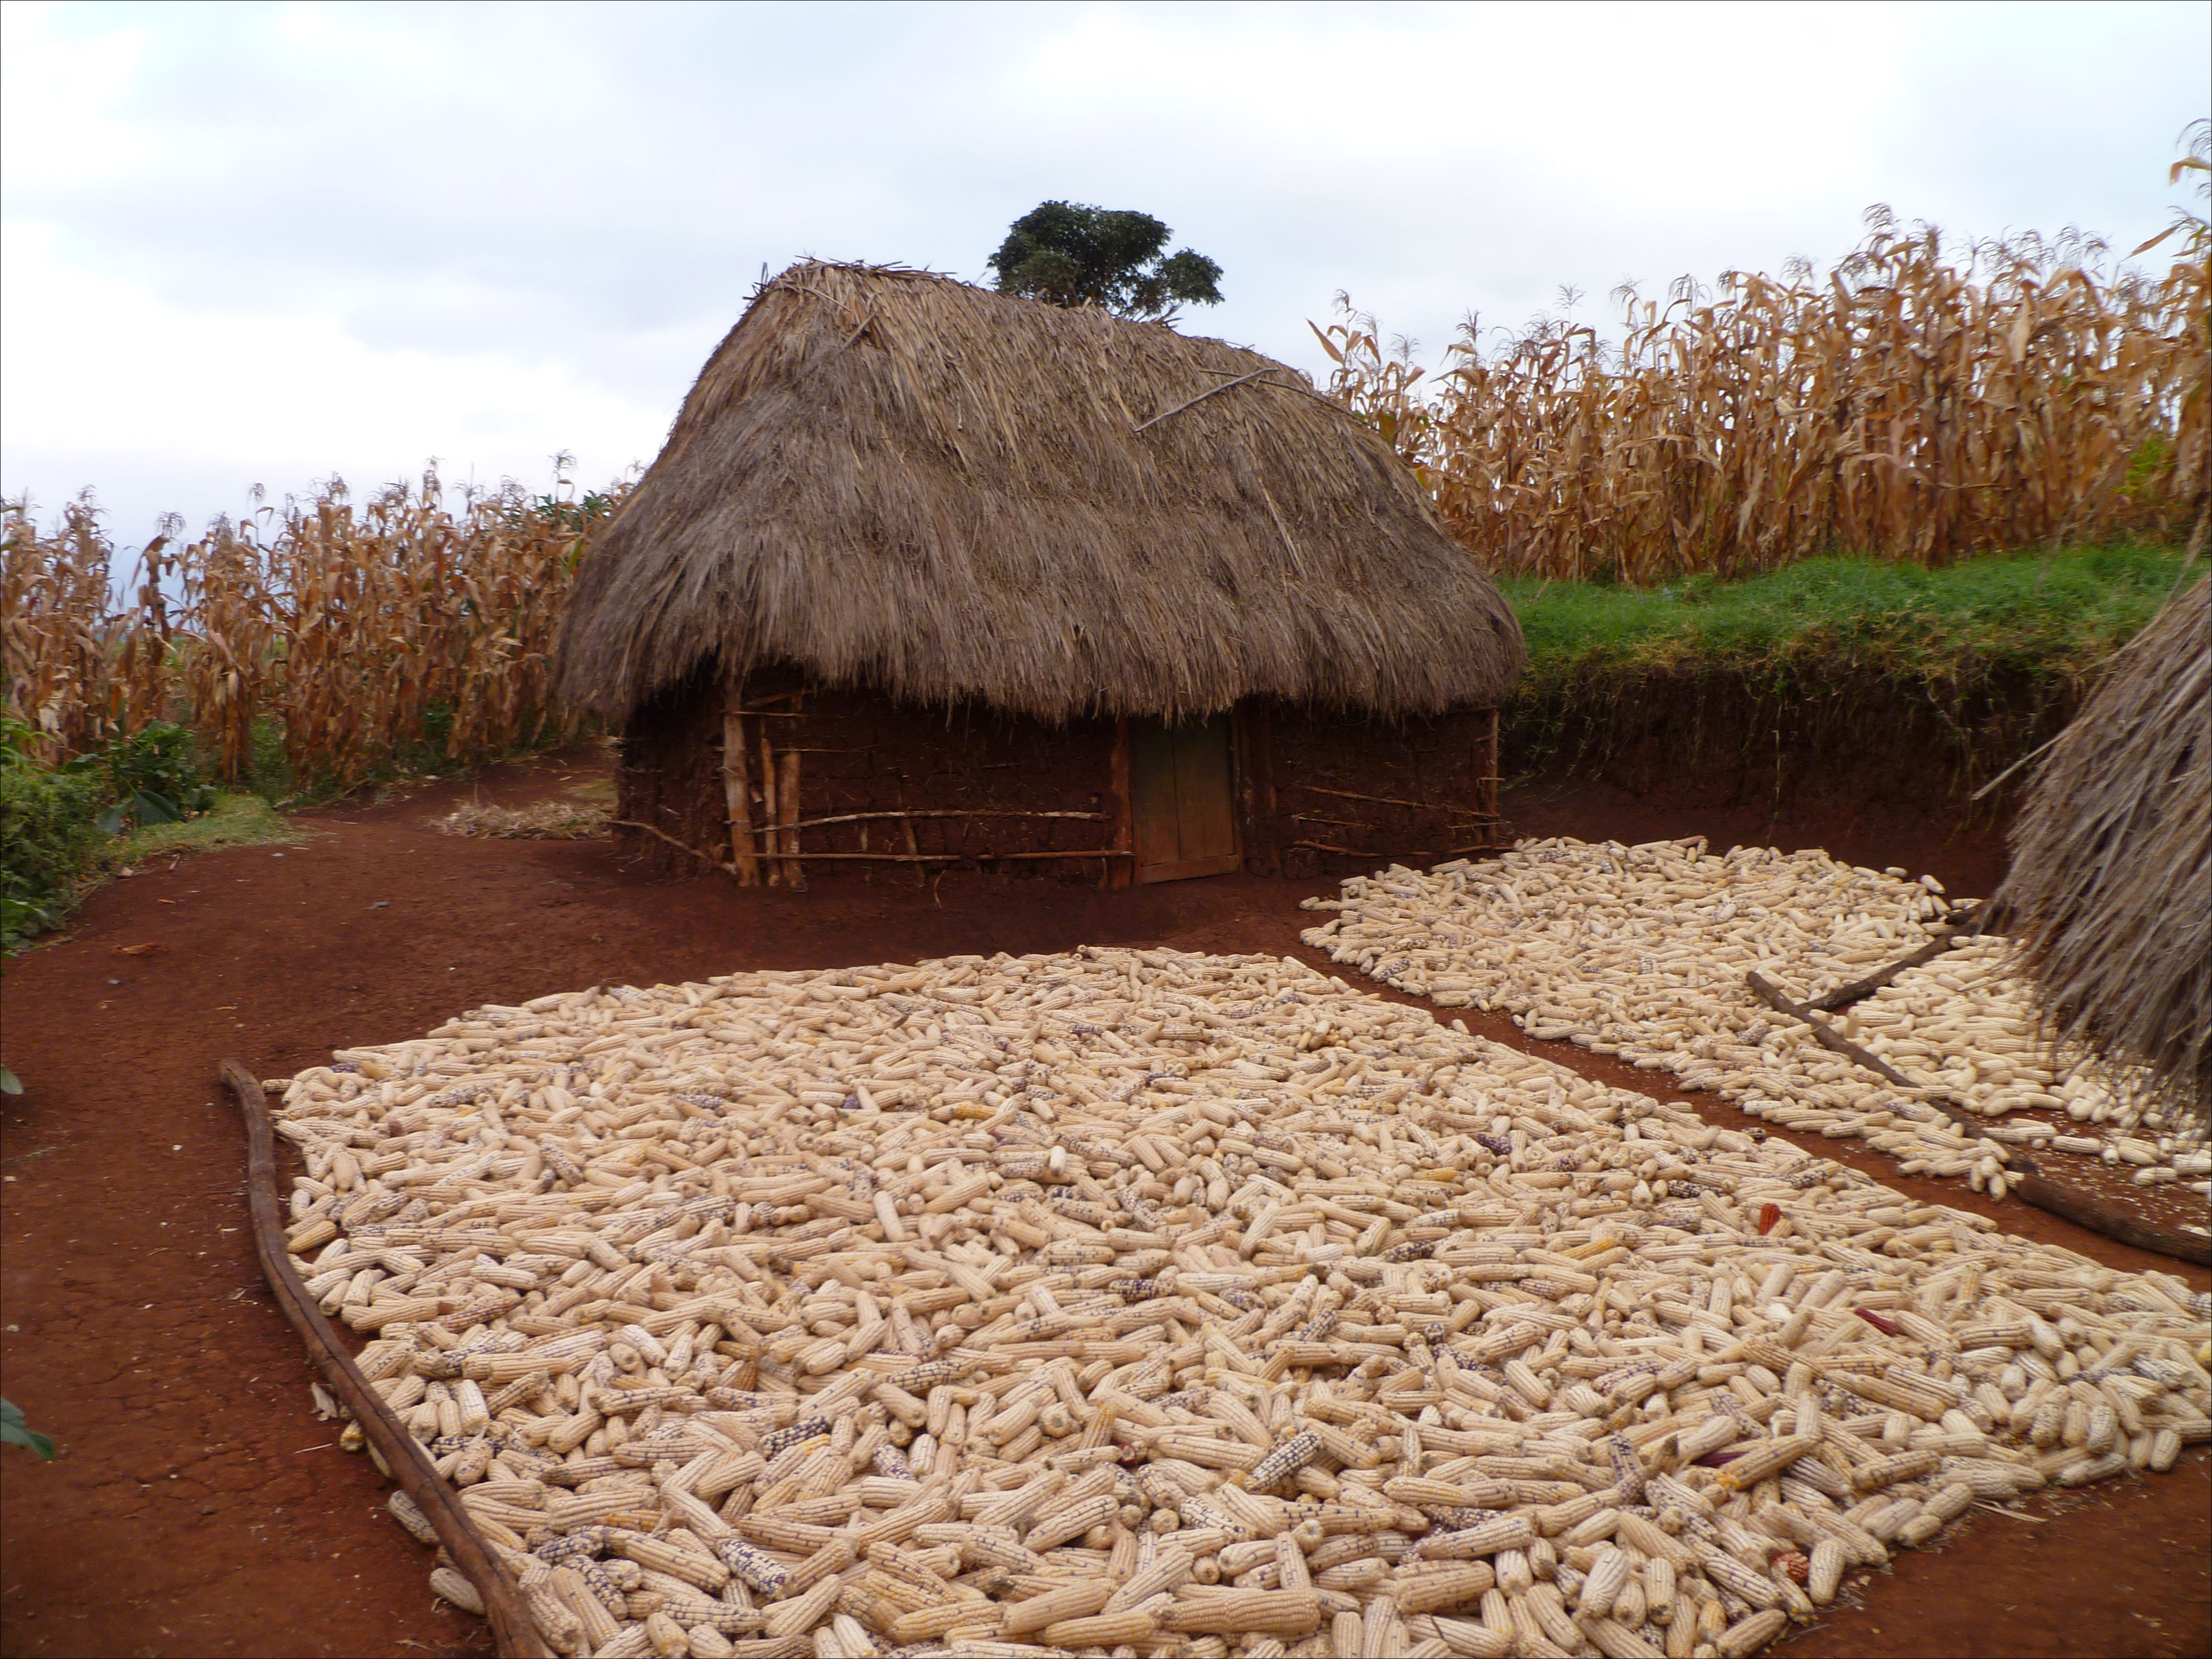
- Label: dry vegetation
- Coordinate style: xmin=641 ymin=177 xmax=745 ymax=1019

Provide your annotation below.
xmin=1320 ymin=169 xmax=2209 ymax=581
xmin=434 ymin=797 xmax=614 ymax=841
xmin=2000 ymin=575 xmax=2210 ymax=1119
xmin=1 ymin=468 xmax=616 ymax=791
xmin=9 ymin=146 xmax=2206 ymax=787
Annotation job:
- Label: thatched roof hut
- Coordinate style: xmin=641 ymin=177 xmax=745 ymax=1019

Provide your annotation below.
xmin=1997 ymin=575 xmax=2209 ymax=1120
xmin=557 ymin=261 xmax=1522 ymax=725
xmin=557 ymin=262 xmax=1524 ymax=889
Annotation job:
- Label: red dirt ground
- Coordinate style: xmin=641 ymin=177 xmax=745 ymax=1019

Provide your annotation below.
xmin=2 ymin=749 xmax=2204 ymax=1659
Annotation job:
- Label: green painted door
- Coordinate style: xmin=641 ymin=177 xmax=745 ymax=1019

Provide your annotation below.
xmin=1130 ymin=714 xmax=1240 ymax=883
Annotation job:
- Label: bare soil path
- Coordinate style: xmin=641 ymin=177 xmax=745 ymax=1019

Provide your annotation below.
xmin=2 ymin=748 xmax=2203 ymax=1659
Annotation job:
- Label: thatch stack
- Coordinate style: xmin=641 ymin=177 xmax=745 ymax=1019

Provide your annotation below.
xmin=1999 ymin=576 xmax=2209 ymax=1124
xmin=556 ymin=261 xmax=1522 ymax=726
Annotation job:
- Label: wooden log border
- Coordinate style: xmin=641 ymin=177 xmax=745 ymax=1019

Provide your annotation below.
xmin=221 ymin=1059 xmax=554 ymax=1658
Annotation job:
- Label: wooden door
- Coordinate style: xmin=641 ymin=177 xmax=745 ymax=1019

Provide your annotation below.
xmin=1130 ymin=714 xmax=1240 ymax=882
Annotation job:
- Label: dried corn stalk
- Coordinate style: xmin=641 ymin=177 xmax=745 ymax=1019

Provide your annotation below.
xmin=1317 ymin=189 xmax=2209 ymax=581
xmin=1 ymin=468 xmax=617 ymax=787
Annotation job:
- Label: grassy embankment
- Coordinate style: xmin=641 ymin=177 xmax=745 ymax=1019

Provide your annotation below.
xmin=1496 ymin=541 xmax=2201 ymax=800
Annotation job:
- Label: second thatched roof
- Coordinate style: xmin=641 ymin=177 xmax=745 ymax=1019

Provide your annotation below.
xmin=557 ymin=262 xmax=1523 ymax=724
xmin=1997 ymin=574 xmax=2209 ymax=1122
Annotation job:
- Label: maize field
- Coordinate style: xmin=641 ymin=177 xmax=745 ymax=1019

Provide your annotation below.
xmin=274 ymin=945 xmax=2211 ymax=1658
xmin=0 ymin=467 xmax=617 ymax=790
xmin=1302 ymin=839 xmax=2212 ymax=1208
xmin=1318 ymin=197 xmax=2209 ymax=582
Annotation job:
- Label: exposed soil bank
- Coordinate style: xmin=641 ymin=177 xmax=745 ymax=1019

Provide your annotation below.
xmin=1 ymin=747 xmax=2203 ymax=1659
xmin=1498 ymin=661 xmax=2074 ymax=898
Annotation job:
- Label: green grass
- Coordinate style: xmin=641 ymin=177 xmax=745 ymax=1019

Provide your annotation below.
xmin=1500 ymin=541 xmax=2201 ymax=697
xmin=97 ymin=792 xmax=304 ymax=871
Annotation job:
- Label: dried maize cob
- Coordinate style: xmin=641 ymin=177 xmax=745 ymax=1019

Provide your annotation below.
xmin=266 ymin=942 xmax=2208 ymax=1659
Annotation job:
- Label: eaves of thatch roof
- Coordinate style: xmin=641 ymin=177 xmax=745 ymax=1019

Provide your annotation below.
xmin=556 ymin=261 xmax=1523 ymax=724
xmin=1998 ymin=575 xmax=2209 ymax=1121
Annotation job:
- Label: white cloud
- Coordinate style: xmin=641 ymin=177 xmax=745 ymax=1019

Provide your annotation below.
xmin=3 ymin=0 xmax=2204 ymax=539
xmin=0 ymin=220 xmax=674 ymax=537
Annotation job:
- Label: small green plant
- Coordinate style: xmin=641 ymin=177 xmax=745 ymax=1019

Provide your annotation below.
xmin=1 ymin=715 xmax=226 ymax=948
xmin=1 ymin=718 xmax=106 ymax=949
xmin=88 ymin=720 xmax=214 ymax=834
xmin=244 ymin=715 xmax=294 ymax=803
xmin=1 ymin=1398 xmax=55 ymax=1460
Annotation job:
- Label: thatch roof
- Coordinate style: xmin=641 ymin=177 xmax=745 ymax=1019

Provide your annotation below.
xmin=556 ymin=262 xmax=1522 ymax=724
xmin=1997 ymin=575 xmax=2209 ymax=1121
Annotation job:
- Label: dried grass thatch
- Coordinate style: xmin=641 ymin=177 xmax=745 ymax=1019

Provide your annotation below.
xmin=1998 ymin=575 xmax=2210 ymax=1121
xmin=557 ymin=262 xmax=1523 ymax=724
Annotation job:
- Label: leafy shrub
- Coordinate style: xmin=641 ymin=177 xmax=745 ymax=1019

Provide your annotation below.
xmin=1 ymin=716 xmax=215 ymax=947
xmin=1 ymin=721 xmax=105 ymax=948
xmin=86 ymin=720 xmax=214 ymax=833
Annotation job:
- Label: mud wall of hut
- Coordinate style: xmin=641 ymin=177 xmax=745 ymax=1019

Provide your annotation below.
xmin=1241 ymin=704 xmax=1501 ymax=879
xmin=617 ymin=666 xmax=1126 ymax=883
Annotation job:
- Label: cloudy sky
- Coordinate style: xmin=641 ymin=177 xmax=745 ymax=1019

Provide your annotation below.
xmin=3 ymin=0 xmax=2205 ymax=542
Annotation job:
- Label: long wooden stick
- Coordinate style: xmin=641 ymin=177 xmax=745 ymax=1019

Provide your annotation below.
xmin=1803 ymin=930 xmax=1964 ymax=1012
xmin=1295 ymin=785 xmax=1478 ymax=812
xmin=1969 ymin=731 xmax=2064 ymax=801
xmin=612 ymin=819 xmax=740 ymax=872
xmin=756 ymin=727 xmax=780 ymax=886
xmin=220 ymin=1060 xmax=551 ymax=1658
xmin=1747 ymin=970 xmax=1931 ymax=1093
xmin=610 ymin=822 xmax=1135 ymax=868
xmin=776 ymin=748 xmax=804 ymax=890
xmin=1744 ymin=973 xmax=2212 ymax=1265
xmin=1132 ymin=369 xmax=1291 ymax=434
xmin=783 ymin=810 xmax=1110 ymax=830
xmin=2008 ymin=1173 xmax=2211 ymax=1265
xmin=769 ymin=849 xmax=1136 ymax=862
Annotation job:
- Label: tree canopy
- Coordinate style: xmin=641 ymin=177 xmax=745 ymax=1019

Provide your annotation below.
xmin=986 ymin=201 xmax=1223 ymax=321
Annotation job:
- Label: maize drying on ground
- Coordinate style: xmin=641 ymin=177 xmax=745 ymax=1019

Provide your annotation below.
xmin=273 ymin=948 xmax=2211 ymax=1659
xmin=1301 ymin=840 xmax=2212 ymax=1213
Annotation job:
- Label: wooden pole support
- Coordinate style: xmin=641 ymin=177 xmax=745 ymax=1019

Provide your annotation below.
xmin=757 ymin=726 xmax=780 ymax=886
xmin=777 ymin=748 xmax=805 ymax=890
xmin=721 ymin=683 xmax=760 ymax=886
xmin=220 ymin=1059 xmax=553 ymax=1659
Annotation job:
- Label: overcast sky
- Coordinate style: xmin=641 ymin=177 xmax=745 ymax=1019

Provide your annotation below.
xmin=3 ymin=0 xmax=2205 ymax=544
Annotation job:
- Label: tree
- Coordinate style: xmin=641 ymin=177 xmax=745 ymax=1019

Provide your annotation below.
xmin=987 ymin=202 xmax=1223 ymax=321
